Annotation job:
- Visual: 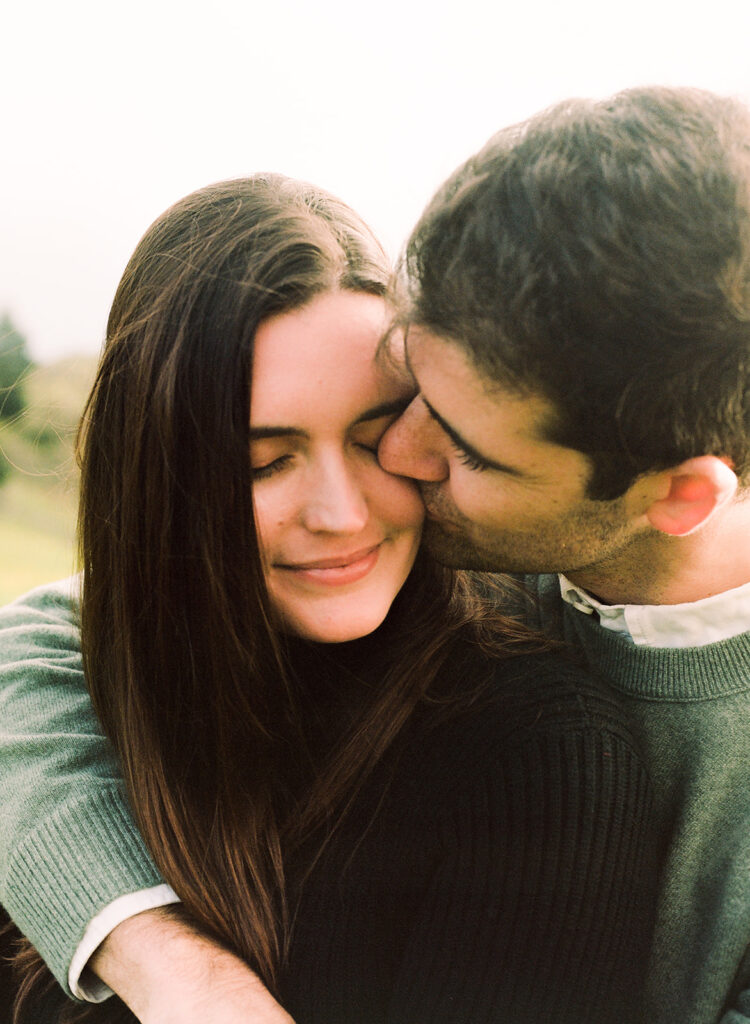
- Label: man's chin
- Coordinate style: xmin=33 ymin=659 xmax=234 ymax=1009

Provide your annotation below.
xmin=422 ymin=519 xmax=495 ymax=571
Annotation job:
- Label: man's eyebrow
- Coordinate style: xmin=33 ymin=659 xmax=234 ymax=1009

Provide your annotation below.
xmin=421 ymin=397 xmax=526 ymax=477
xmin=250 ymin=400 xmax=409 ymax=441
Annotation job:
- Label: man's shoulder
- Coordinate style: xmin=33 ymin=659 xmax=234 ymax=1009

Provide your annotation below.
xmin=1 ymin=575 xmax=80 ymax=616
xmin=0 ymin=576 xmax=82 ymax=658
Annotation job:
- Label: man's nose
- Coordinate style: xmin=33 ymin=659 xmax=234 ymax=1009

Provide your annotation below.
xmin=379 ymin=398 xmax=449 ymax=482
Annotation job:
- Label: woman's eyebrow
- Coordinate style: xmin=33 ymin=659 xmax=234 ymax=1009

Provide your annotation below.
xmin=249 ymin=426 xmax=308 ymax=441
xmin=352 ymin=398 xmax=411 ymax=426
xmin=249 ymin=400 xmax=409 ymax=441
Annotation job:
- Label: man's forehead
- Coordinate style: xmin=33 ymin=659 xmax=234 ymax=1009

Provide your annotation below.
xmin=404 ymin=323 xmax=566 ymax=444
xmin=404 ymin=324 xmax=514 ymax=399
xmin=401 ymin=323 xmax=447 ymax=377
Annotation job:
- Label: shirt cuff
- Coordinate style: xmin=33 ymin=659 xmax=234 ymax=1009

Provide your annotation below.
xmin=69 ymin=884 xmax=181 ymax=1001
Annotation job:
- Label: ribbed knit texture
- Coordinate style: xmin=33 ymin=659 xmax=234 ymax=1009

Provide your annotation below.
xmin=0 ymin=579 xmax=163 ymax=996
xmin=524 ymin=574 xmax=750 ymax=1024
xmin=280 ymin=652 xmax=657 ymax=1023
xmin=0 ymin=581 xmax=658 ymax=1020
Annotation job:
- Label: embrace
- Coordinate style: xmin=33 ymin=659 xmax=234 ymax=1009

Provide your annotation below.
xmin=1 ymin=85 xmax=749 ymax=1024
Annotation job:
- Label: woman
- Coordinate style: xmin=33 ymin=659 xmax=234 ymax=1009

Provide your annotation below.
xmin=1 ymin=175 xmax=656 ymax=1023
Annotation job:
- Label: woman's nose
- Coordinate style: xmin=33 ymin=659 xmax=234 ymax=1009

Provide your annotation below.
xmin=301 ymin=461 xmax=369 ymax=534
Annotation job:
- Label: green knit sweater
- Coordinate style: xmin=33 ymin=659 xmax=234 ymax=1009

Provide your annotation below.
xmin=0 ymin=578 xmax=164 ymax=995
xmin=0 ymin=576 xmax=658 ymax=1023
xmin=5 ymin=573 xmax=749 ymax=1021
xmin=523 ymin=574 xmax=750 ymax=1024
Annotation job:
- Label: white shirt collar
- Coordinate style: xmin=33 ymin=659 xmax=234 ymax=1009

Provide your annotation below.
xmin=558 ymin=574 xmax=750 ymax=648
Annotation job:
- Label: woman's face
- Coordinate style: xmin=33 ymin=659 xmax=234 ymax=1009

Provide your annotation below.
xmin=250 ymin=290 xmax=423 ymax=643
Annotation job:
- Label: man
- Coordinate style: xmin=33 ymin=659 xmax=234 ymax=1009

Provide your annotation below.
xmin=1 ymin=86 xmax=749 ymax=1022
xmin=377 ymin=85 xmax=750 ymax=1022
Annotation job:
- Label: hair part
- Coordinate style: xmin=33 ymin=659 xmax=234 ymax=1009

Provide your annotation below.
xmin=405 ymin=86 xmax=750 ymax=499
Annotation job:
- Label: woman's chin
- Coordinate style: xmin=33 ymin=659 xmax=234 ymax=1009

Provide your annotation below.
xmin=282 ymin=607 xmax=391 ymax=645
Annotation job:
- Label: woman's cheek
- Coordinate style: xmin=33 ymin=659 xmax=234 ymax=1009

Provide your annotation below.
xmin=252 ymin=484 xmax=295 ymax=551
xmin=374 ymin=471 xmax=425 ymax=531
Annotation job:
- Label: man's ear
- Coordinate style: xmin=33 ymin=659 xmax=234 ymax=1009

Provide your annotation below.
xmin=645 ymin=456 xmax=738 ymax=537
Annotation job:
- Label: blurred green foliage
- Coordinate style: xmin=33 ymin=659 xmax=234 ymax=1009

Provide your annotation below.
xmin=0 ymin=345 xmax=96 ymax=604
xmin=0 ymin=313 xmax=33 ymax=425
xmin=0 ymin=314 xmax=33 ymax=487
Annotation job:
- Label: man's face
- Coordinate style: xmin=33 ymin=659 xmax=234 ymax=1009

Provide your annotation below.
xmin=379 ymin=327 xmax=650 ymax=579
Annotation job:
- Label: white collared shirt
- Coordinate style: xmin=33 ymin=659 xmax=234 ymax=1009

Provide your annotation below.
xmin=71 ymin=885 xmax=181 ymax=1000
xmin=559 ymin=575 xmax=750 ymax=648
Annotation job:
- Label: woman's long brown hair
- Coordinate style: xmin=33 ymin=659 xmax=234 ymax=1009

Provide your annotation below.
xmin=12 ymin=176 xmax=545 ymax=1023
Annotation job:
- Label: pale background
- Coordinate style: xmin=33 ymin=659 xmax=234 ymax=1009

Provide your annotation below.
xmin=3 ymin=0 xmax=750 ymax=363
xmin=2 ymin=0 xmax=750 ymax=600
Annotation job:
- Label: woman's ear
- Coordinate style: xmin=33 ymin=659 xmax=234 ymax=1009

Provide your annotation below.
xmin=645 ymin=456 xmax=738 ymax=537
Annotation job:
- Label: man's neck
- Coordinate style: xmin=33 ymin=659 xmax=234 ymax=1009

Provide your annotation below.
xmin=565 ymin=502 xmax=750 ymax=607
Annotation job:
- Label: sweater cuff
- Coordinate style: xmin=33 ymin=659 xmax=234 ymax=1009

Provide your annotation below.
xmin=71 ymin=884 xmax=181 ymax=1001
xmin=5 ymin=785 xmax=164 ymax=998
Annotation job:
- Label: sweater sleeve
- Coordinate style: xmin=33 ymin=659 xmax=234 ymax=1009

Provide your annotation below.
xmin=386 ymin=723 xmax=657 ymax=1024
xmin=723 ymin=990 xmax=750 ymax=1023
xmin=0 ymin=578 xmax=165 ymax=996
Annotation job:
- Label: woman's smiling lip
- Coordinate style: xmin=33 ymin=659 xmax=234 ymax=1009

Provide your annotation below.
xmin=275 ymin=544 xmax=382 ymax=585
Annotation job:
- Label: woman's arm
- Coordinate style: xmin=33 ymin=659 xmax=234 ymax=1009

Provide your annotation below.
xmin=0 ymin=580 xmax=293 ymax=1023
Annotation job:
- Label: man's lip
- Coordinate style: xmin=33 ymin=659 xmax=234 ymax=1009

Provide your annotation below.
xmin=276 ymin=544 xmax=381 ymax=571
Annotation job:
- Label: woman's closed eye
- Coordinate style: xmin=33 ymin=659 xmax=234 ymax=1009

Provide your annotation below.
xmin=249 ymin=412 xmax=404 ymax=479
xmin=251 ymin=453 xmax=294 ymax=480
xmin=355 ymin=440 xmax=379 ymax=457
xmin=352 ymin=413 xmax=403 ymax=461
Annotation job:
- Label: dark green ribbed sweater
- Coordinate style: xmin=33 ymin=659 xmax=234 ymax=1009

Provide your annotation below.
xmin=523 ymin=574 xmax=750 ymax=1024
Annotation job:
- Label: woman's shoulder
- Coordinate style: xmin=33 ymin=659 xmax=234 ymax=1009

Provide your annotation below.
xmin=435 ymin=639 xmax=642 ymax=738
xmin=408 ymin=641 xmax=650 ymax=807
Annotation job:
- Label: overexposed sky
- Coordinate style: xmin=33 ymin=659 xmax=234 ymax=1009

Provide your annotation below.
xmin=3 ymin=0 xmax=750 ymax=362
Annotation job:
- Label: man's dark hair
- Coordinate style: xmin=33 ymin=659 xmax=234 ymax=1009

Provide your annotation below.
xmin=405 ymin=86 xmax=750 ymax=499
